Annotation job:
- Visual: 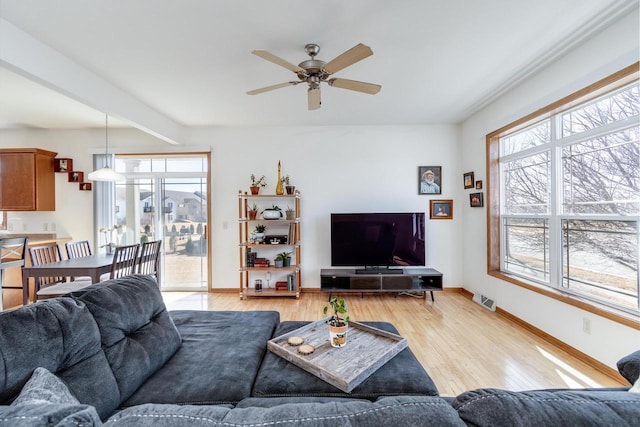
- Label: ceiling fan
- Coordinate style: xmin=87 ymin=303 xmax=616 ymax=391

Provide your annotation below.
xmin=247 ymin=43 xmax=381 ymax=110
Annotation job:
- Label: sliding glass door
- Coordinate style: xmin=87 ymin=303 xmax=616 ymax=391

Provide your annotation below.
xmin=112 ymin=155 xmax=209 ymax=290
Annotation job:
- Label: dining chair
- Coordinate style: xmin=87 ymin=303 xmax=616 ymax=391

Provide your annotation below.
xmin=137 ymin=240 xmax=162 ymax=280
xmin=0 ymin=237 xmax=28 ymax=309
xmin=28 ymin=244 xmax=68 ymax=300
xmin=64 ymin=240 xmax=94 ymax=283
xmin=109 ymin=244 xmax=140 ymax=279
xmin=65 ymin=240 xmax=92 ymax=259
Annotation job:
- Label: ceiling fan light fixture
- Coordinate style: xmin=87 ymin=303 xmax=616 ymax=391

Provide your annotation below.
xmin=89 ymin=114 xmax=125 ymax=182
xmin=248 ymin=42 xmax=381 ymax=110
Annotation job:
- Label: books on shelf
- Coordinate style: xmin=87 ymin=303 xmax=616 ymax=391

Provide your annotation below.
xmin=275 ymin=275 xmax=296 ymax=291
xmin=287 ymin=273 xmax=296 ymax=291
xmin=287 ymin=223 xmax=295 ymax=246
xmin=246 ymin=249 xmax=257 ymax=267
xmin=253 ymin=257 xmax=270 ymax=268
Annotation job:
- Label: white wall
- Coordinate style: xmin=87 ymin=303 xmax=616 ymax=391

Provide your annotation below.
xmin=0 ymin=124 xmax=462 ymax=291
xmin=187 ymin=125 xmax=462 ymax=289
xmin=460 ymin=11 xmax=640 ymax=369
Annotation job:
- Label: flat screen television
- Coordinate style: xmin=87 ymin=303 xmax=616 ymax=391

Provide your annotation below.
xmin=330 ymin=213 xmax=425 ymax=270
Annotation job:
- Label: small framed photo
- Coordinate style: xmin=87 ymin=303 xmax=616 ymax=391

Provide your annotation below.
xmin=54 ymin=158 xmax=72 ymax=172
xmin=463 ymin=172 xmax=474 ymax=189
xmin=68 ymin=171 xmax=83 ymax=182
xmin=418 ymin=166 xmax=442 ymax=195
xmin=430 ymin=199 xmax=453 ymax=220
xmin=470 ymin=192 xmax=484 ymax=207
xmin=475 ymin=180 xmax=483 ymax=190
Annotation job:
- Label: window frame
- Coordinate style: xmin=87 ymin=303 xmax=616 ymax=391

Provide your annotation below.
xmin=486 ymin=62 xmax=640 ymax=329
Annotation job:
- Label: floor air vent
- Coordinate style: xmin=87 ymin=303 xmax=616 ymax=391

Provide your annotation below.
xmin=472 ymin=293 xmax=496 ymax=311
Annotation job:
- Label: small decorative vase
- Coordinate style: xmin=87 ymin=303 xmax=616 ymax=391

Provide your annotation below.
xmin=285 ymin=185 xmax=295 ymax=195
xmin=254 ymin=232 xmax=265 ymax=243
xmin=248 ymin=210 xmax=258 ymax=220
xmin=328 ymin=324 xmax=348 ymax=348
xmin=285 ymin=210 xmax=295 ymax=220
xmin=275 ymin=161 xmax=284 ymax=195
xmin=283 ymin=257 xmax=291 ymax=267
xmin=250 ymin=186 xmax=260 ymax=195
xmin=106 ymin=243 xmax=114 ymax=255
xmin=275 ymin=259 xmax=284 ymax=268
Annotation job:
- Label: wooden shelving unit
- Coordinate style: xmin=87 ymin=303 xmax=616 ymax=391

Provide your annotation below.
xmin=238 ymin=191 xmax=301 ymax=299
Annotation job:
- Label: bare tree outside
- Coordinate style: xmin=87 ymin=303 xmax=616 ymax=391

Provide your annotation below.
xmin=500 ymin=82 xmax=639 ymax=312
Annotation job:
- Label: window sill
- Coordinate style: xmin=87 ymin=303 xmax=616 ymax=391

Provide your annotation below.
xmin=488 ymin=270 xmax=639 ymax=330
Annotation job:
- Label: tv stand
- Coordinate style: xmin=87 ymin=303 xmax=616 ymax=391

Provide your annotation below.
xmin=355 ymin=267 xmax=403 ymax=275
xmin=320 ymin=268 xmax=443 ymax=301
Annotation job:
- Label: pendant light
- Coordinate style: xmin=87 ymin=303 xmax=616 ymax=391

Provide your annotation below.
xmin=88 ymin=114 xmax=125 ymax=182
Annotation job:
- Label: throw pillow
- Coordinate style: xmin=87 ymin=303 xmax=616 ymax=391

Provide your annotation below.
xmin=617 ymin=350 xmax=640 ymax=385
xmin=11 ymin=367 xmax=79 ymax=406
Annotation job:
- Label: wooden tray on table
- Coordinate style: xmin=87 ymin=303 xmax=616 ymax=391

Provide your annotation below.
xmin=267 ymin=317 xmax=408 ymax=392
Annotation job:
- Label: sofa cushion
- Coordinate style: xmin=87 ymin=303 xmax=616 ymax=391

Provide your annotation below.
xmin=72 ymin=275 xmax=182 ymax=403
xmin=236 ymin=396 xmax=367 ymax=408
xmin=451 ymin=388 xmax=640 ymax=427
xmin=106 ymin=396 xmax=464 ymax=426
xmin=4 ymin=367 xmax=102 ymax=426
xmin=0 ymin=298 xmax=119 ymax=420
xmin=11 ymin=367 xmax=79 ymax=406
xmin=122 ymin=310 xmax=280 ymax=407
xmin=617 ymin=350 xmax=640 ymax=385
xmin=252 ymin=321 xmax=439 ymax=399
xmin=0 ymin=403 xmax=102 ymax=427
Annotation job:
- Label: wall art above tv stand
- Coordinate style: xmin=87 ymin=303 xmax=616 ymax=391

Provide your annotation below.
xmin=320 ymin=268 xmax=442 ymax=301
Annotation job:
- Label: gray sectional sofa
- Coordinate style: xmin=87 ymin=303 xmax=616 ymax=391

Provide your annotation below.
xmin=0 ymin=274 xmax=638 ymax=426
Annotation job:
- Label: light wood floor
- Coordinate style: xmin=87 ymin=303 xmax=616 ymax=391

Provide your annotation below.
xmin=161 ymin=290 xmax=626 ymax=397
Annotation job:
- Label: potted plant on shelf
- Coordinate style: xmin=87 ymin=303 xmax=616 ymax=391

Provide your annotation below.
xmin=252 ymin=224 xmax=267 ymax=243
xmin=276 ymin=251 xmax=292 ymax=268
xmin=285 ymin=205 xmax=295 ymax=221
xmin=274 ymin=252 xmax=285 ymax=268
xmin=248 ymin=203 xmax=258 ymax=220
xmin=323 ymin=296 xmax=350 ymax=348
xmin=262 ymin=204 xmax=282 ymax=220
xmin=282 ymin=175 xmax=296 ymax=195
xmin=250 ymin=174 xmax=267 ymax=195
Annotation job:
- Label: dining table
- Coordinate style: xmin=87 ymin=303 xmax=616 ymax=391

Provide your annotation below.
xmin=21 ymin=253 xmax=114 ymax=305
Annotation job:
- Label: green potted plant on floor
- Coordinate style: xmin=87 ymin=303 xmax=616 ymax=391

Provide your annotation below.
xmin=250 ymin=174 xmax=267 ymax=195
xmin=323 ymin=296 xmax=350 ymax=348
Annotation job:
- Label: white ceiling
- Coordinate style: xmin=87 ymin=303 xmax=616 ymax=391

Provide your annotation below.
xmin=0 ymin=0 xmax=637 ymax=140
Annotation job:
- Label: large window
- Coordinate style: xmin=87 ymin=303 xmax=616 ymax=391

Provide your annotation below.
xmin=487 ymin=64 xmax=639 ymax=321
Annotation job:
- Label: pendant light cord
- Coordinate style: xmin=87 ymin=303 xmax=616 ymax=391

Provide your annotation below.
xmin=105 ymin=114 xmax=110 ymax=167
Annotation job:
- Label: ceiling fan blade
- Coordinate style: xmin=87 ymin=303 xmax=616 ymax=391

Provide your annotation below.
xmin=252 ymin=50 xmax=305 ymax=73
xmin=246 ymin=81 xmax=298 ymax=95
xmin=308 ymin=87 xmax=321 ymax=110
xmin=328 ymin=78 xmax=381 ymax=94
xmin=323 ymin=43 xmax=374 ymax=74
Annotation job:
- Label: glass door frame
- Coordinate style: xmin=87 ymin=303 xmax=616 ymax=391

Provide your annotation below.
xmin=113 ymin=152 xmax=212 ymax=291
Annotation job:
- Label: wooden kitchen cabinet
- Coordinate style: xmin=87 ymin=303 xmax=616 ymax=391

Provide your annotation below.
xmin=0 ymin=149 xmax=57 ymax=211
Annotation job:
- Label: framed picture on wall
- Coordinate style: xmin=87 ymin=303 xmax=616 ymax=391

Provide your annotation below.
xmin=418 ymin=166 xmax=442 ymax=195
xmin=475 ymin=180 xmax=483 ymax=190
xmin=463 ymin=172 xmax=474 ymax=189
xmin=429 ymin=199 xmax=453 ymax=220
xmin=470 ymin=192 xmax=484 ymax=207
